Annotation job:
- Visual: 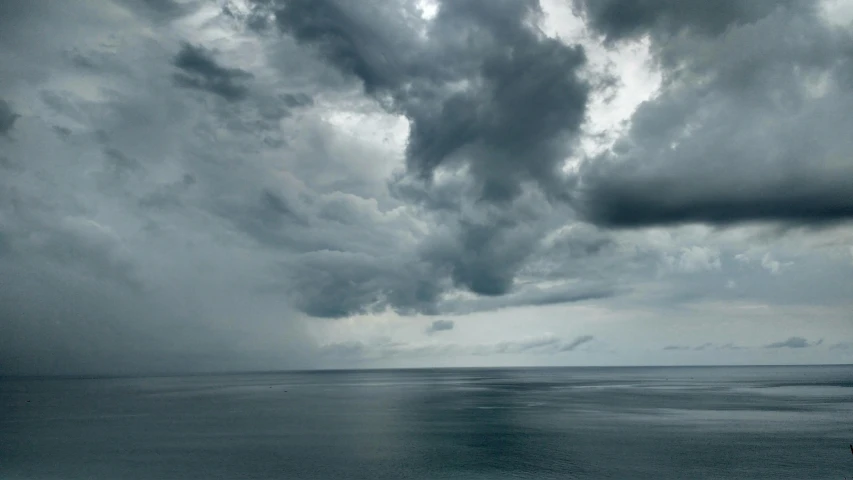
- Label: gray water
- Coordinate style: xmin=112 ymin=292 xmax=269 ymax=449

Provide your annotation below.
xmin=2 ymin=365 xmax=852 ymax=479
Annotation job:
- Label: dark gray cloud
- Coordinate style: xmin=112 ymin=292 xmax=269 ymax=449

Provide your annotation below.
xmin=172 ymin=43 xmax=254 ymax=101
xmin=573 ymin=0 xmax=853 ymax=227
xmin=425 ymin=319 xmax=455 ymax=335
xmin=271 ymin=0 xmax=589 ymax=202
xmin=765 ymin=337 xmax=822 ymax=349
xmin=279 ymin=92 xmax=313 ymax=108
xmin=418 ymin=206 xmax=547 ymax=296
xmin=281 ymin=251 xmax=444 ymax=318
xmin=578 ymin=175 xmax=853 ymax=228
xmin=387 ymin=182 xmax=624 ymax=303
xmin=264 ymin=0 xmax=591 ymax=298
xmin=572 ymin=0 xmax=801 ymax=44
xmin=275 ymin=233 xmax=616 ymax=318
xmin=0 ymin=99 xmax=19 ymax=135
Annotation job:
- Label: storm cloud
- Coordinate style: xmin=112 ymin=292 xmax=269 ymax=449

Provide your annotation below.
xmin=572 ymin=0 xmax=801 ymax=43
xmin=264 ymin=0 xmax=591 ymax=297
xmin=573 ymin=0 xmax=853 ymax=227
xmin=1 ymin=0 xmax=851 ymax=374
xmin=270 ymin=0 xmax=589 ymax=201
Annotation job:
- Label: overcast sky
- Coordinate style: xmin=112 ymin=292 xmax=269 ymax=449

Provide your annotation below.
xmin=1 ymin=0 xmax=852 ymax=375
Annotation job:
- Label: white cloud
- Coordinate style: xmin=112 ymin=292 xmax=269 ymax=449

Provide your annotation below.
xmin=760 ymin=253 xmax=792 ymax=275
xmin=665 ymin=246 xmax=721 ymax=273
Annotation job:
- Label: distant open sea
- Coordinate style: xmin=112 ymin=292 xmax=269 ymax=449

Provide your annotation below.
xmin=2 ymin=365 xmax=852 ymax=479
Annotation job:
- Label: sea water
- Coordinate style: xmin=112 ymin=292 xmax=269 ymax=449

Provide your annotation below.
xmin=2 ymin=365 xmax=852 ymax=479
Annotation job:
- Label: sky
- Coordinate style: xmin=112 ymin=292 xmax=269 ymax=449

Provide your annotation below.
xmin=1 ymin=0 xmax=852 ymax=375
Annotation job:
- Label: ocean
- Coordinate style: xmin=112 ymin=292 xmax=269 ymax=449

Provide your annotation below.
xmin=2 ymin=365 xmax=852 ymax=479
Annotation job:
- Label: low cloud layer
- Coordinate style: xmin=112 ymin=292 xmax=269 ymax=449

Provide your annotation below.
xmin=425 ymin=319 xmax=455 ymax=335
xmin=320 ymin=334 xmax=595 ymax=363
xmin=765 ymin=337 xmax=823 ymax=349
xmin=663 ymin=343 xmax=747 ymax=352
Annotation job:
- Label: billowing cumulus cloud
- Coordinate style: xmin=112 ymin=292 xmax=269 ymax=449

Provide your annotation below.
xmin=573 ymin=0 xmax=853 ymax=226
xmin=269 ymin=0 xmax=588 ymax=200
xmin=263 ymin=0 xmax=591 ymax=297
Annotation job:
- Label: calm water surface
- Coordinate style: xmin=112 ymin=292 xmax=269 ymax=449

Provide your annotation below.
xmin=2 ymin=365 xmax=852 ymax=479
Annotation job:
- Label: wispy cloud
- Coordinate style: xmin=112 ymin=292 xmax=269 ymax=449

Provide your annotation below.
xmin=764 ymin=337 xmax=823 ymax=349
xmin=320 ymin=334 xmax=596 ymax=361
xmin=172 ymin=43 xmax=254 ymax=101
xmin=663 ymin=342 xmax=745 ymax=351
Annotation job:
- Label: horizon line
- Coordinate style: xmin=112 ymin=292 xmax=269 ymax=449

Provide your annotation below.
xmin=2 ymin=363 xmax=851 ymax=381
